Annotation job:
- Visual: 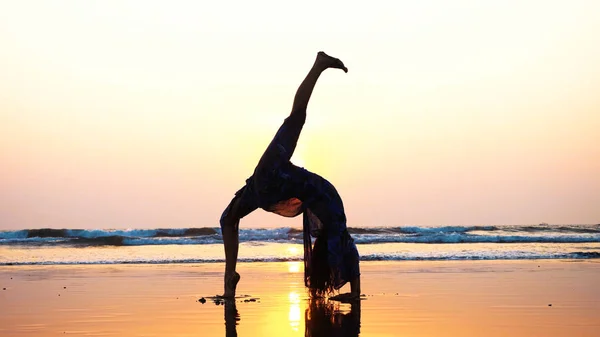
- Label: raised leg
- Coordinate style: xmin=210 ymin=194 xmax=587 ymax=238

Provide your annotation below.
xmin=255 ymin=52 xmax=348 ymax=173
xmin=291 ymin=51 xmax=348 ymax=117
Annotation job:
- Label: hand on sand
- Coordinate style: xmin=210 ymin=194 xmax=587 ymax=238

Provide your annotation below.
xmin=315 ymin=51 xmax=348 ymax=73
xmin=222 ymin=271 xmax=240 ymax=298
xmin=329 ymin=292 xmax=362 ymax=303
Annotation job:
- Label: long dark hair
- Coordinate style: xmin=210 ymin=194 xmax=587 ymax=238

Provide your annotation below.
xmin=306 ymin=236 xmax=336 ymax=297
xmin=303 ymin=209 xmax=336 ymax=297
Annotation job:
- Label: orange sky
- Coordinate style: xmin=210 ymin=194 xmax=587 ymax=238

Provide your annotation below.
xmin=1 ymin=1 xmax=599 ymax=229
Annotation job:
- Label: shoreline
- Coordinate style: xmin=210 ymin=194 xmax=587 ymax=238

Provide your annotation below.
xmin=2 ymin=240 xmax=599 ymax=266
xmin=2 ymin=260 xmax=599 ymax=336
xmin=1 ymin=256 xmax=600 ymax=267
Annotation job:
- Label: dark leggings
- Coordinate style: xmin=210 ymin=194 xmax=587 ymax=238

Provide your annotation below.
xmin=253 ymin=110 xmax=306 ymax=186
xmin=219 ymin=110 xmax=306 ymax=222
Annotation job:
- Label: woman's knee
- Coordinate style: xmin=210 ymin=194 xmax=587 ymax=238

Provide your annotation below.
xmin=219 ymin=207 xmax=236 ymax=230
xmin=220 ymin=199 xmax=241 ymax=231
xmin=288 ymin=109 xmax=306 ymax=128
xmin=220 ymin=192 xmax=256 ymax=230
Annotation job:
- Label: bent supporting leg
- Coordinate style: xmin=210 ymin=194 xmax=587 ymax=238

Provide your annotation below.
xmin=220 ymin=191 xmax=257 ymax=297
xmin=220 ymin=207 xmax=241 ymax=297
xmin=350 ymin=240 xmax=361 ymax=297
xmin=351 ymin=276 xmax=361 ymax=296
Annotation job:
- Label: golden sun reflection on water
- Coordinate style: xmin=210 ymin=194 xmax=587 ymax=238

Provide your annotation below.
xmin=287 ymin=261 xmax=301 ymax=273
xmin=287 ymin=246 xmax=300 ymax=255
xmin=288 ymin=291 xmax=301 ymax=332
xmin=285 ymin=259 xmax=304 ymax=333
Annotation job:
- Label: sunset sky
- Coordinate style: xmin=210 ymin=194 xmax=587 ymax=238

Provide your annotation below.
xmin=1 ymin=0 xmax=599 ymax=229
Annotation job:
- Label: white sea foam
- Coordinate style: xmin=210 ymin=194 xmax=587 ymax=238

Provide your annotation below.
xmin=1 ymin=250 xmax=598 ymax=266
xmin=1 ymin=225 xmax=599 ymax=246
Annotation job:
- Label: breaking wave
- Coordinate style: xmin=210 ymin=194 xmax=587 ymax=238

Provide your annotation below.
xmin=1 ymin=224 xmax=599 ymax=247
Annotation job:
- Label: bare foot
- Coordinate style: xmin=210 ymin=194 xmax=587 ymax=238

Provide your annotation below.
xmin=315 ymin=51 xmax=348 ymax=73
xmin=223 ymin=271 xmax=240 ymax=298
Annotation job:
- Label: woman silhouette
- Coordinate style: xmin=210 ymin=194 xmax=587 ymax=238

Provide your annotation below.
xmin=219 ymin=52 xmax=360 ymax=300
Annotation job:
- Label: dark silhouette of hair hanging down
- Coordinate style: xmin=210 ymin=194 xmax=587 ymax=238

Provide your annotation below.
xmin=303 ymin=209 xmax=336 ymax=296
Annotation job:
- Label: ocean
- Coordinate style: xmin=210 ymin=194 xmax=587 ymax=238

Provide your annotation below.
xmin=1 ymin=224 xmax=599 ymax=266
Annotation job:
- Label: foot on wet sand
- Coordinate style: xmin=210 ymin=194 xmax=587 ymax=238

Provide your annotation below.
xmin=223 ymin=271 xmax=240 ymax=298
xmin=315 ymin=51 xmax=348 ymax=73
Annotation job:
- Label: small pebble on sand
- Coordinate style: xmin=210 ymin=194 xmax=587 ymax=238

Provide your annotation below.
xmin=199 ymin=297 xmax=206 ymax=304
xmin=548 ymin=304 xmax=552 ymax=306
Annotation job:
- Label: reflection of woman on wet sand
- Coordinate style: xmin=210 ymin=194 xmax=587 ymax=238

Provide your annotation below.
xmin=223 ymin=299 xmax=361 ymax=337
xmin=305 ymin=300 xmax=361 ymax=337
xmin=224 ymin=300 xmax=239 ymax=337
xmin=220 ymin=52 xmax=360 ymax=300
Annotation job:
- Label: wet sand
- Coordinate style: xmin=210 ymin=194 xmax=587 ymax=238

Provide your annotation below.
xmin=1 ymin=260 xmax=599 ymax=337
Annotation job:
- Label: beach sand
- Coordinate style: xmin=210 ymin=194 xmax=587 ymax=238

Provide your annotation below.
xmin=1 ymin=260 xmax=598 ymax=337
